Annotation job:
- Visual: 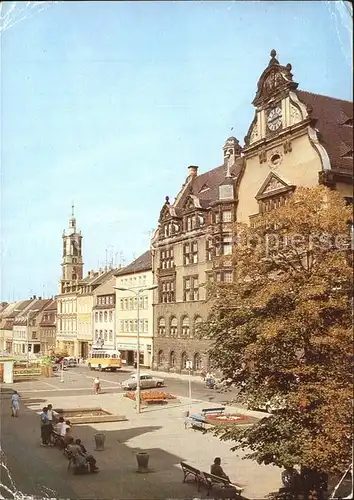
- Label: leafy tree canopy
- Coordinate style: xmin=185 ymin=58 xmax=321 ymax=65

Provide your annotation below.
xmin=201 ymin=186 xmax=353 ymax=475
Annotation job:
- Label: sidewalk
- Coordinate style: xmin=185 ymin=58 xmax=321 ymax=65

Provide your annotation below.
xmin=22 ymin=391 xmax=282 ymax=499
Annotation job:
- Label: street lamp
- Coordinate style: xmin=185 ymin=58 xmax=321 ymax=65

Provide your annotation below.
xmin=113 ymin=284 xmax=158 ymax=414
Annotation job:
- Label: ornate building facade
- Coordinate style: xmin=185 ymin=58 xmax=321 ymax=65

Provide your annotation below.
xmin=151 ymin=49 xmax=353 ymax=373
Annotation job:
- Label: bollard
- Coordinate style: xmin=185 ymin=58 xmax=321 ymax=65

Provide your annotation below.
xmin=94 ymin=432 xmax=105 ymax=451
xmin=136 ymin=452 xmax=149 ymax=473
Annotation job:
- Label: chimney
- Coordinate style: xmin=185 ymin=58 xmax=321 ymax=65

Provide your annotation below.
xmin=33 ymin=295 xmax=37 ymax=299
xmin=188 ymin=165 xmax=199 ymax=178
xmin=39 ymin=296 xmax=42 ymax=300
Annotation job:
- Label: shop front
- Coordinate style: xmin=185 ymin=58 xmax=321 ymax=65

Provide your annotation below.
xmin=117 ymin=341 xmax=152 ymax=368
xmin=0 ymin=358 xmax=14 ymax=383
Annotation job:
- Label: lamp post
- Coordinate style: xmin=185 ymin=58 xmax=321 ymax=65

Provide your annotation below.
xmin=113 ymin=284 xmax=157 ymax=414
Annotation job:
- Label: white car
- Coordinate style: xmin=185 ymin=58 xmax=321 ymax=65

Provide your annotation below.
xmin=121 ymin=373 xmax=165 ymax=390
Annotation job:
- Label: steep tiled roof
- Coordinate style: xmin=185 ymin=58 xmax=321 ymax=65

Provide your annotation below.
xmin=14 ymin=299 xmax=51 ymax=324
xmin=42 ymin=299 xmax=57 ymax=311
xmin=115 ymin=251 xmax=152 ymax=277
xmin=297 ymin=90 xmax=353 ymax=175
xmin=176 ymin=160 xmax=244 ymax=211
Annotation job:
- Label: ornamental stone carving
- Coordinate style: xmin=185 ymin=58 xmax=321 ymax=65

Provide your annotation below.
xmin=249 ymin=123 xmax=259 ymax=144
xmin=290 ymin=104 xmax=302 ymax=125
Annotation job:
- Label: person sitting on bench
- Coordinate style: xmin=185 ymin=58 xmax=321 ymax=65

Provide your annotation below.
xmin=75 ymin=439 xmax=98 ymax=471
xmin=211 ymin=457 xmax=231 ymax=482
xmin=67 ymin=438 xmax=99 ymax=472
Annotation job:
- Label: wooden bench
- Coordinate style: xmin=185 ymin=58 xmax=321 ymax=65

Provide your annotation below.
xmin=180 ymin=461 xmax=204 ymax=488
xmin=184 ymin=414 xmax=207 ymax=430
xmin=180 ymin=462 xmax=243 ymax=497
xmin=203 ymin=471 xmax=243 ymax=497
xmin=201 ymin=407 xmax=225 ymax=416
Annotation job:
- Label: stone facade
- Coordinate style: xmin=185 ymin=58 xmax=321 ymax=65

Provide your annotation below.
xmin=151 ymin=49 xmax=353 ymax=374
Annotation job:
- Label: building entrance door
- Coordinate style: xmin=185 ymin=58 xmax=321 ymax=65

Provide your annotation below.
xmin=127 ymin=350 xmax=134 ymax=366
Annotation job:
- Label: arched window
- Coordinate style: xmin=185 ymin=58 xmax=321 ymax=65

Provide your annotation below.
xmin=99 ymin=312 xmax=103 ymax=322
xmin=181 ymin=351 xmax=188 ymax=370
xmin=194 ymin=316 xmax=202 ymax=337
xmin=158 ymin=318 xmax=166 ymax=336
xmin=193 ymin=352 xmax=202 ymax=371
xmin=181 ymin=316 xmax=190 ymax=337
xmin=158 ymin=350 xmax=164 ymax=365
xmin=169 ymin=351 xmax=176 ymax=368
xmin=95 ymin=312 xmax=98 ymax=322
xmin=104 ymin=311 xmax=108 ymax=322
xmin=170 ymin=317 xmax=178 ymax=337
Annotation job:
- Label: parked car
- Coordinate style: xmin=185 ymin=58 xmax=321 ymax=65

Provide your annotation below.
xmin=248 ymin=395 xmax=286 ymax=413
xmin=63 ymin=357 xmax=77 ymax=368
xmin=121 ymin=373 xmax=165 ymax=390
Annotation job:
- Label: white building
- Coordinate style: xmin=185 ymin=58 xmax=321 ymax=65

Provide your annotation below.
xmin=114 ymin=251 xmax=154 ymax=368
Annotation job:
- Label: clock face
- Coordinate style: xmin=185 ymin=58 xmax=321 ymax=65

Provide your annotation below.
xmin=267 ymin=107 xmax=282 ymax=131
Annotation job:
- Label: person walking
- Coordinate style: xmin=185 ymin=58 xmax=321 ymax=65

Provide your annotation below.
xmin=93 ymin=377 xmax=100 ymax=394
xmin=11 ymin=391 xmax=20 ymax=417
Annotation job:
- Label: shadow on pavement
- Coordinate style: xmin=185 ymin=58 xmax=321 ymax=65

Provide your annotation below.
xmin=1 ymin=393 xmax=207 ymax=500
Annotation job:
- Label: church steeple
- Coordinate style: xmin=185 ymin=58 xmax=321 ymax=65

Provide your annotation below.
xmin=60 ymin=204 xmax=83 ymax=294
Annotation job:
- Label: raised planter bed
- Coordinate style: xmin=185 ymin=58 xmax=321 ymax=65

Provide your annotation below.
xmin=205 ymin=413 xmax=259 ymax=426
xmin=54 ymin=406 xmax=128 ymax=424
xmin=124 ymin=391 xmax=180 ymax=405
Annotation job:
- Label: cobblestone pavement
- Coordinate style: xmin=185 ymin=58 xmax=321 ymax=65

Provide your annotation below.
xmin=1 ymin=376 xmax=282 ymax=499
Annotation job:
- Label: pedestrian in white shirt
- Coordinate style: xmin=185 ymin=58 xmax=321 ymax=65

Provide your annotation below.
xmin=93 ymin=377 xmax=100 ymax=394
xmin=60 ymin=420 xmax=71 ymax=437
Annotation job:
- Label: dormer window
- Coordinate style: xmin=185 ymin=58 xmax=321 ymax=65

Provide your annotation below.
xmin=344 ymin=118 xmax=353 ymax=127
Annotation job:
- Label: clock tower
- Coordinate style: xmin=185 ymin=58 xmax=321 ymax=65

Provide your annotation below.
xmin=60 ymin=204 xmax=83 ymax=294
xmin=244 ymin=49 xmax=308 ymax=147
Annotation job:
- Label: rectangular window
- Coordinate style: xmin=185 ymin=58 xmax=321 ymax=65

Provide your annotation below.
xmin=224 ymin=270 xmax=233 ymax=282
xmin=206 ymin=238 xmax=213 ymax=261
xmin=160 ymin=279 xmax=175 ymax=303
xmin=183 ymin=275 xmax=199 ymax=302
xmin=223 ymin=234 xmax=233 ymax=255
xmin=222 ymin=210 xmax=232 ymax=222
xmin=144 ymin=320 xmax=148 ymax=333
xmin=160 ymin=247 xmax=174 ymax=269
xmin=184 ymin=241 xmax=198 ymax=265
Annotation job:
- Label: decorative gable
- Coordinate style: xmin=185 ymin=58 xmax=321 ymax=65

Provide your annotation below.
xmin=252 ymin=50 xmax=298 ymax=107
xmin=256 ymin=172 xmax=295 ymax=200
xmin=159 ymin=197 xmax=171 ymax=222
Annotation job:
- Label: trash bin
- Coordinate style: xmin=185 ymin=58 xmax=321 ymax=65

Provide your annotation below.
xmin=136 ymin=452 xmax=149 ymax=473
xmin=94 ymin=433 xmax=105 ymax=451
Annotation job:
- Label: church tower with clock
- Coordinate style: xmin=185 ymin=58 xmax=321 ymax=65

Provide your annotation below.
xmin=60 ymin=205 xmax=83 ymax=294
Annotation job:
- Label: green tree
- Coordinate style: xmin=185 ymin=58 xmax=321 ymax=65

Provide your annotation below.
xmin=201 ymin=186 xmax=353 ymax=477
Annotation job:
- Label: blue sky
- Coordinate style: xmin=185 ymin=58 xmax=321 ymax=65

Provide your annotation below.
xmin=1 ymin=1 xmax=352 ymax=301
